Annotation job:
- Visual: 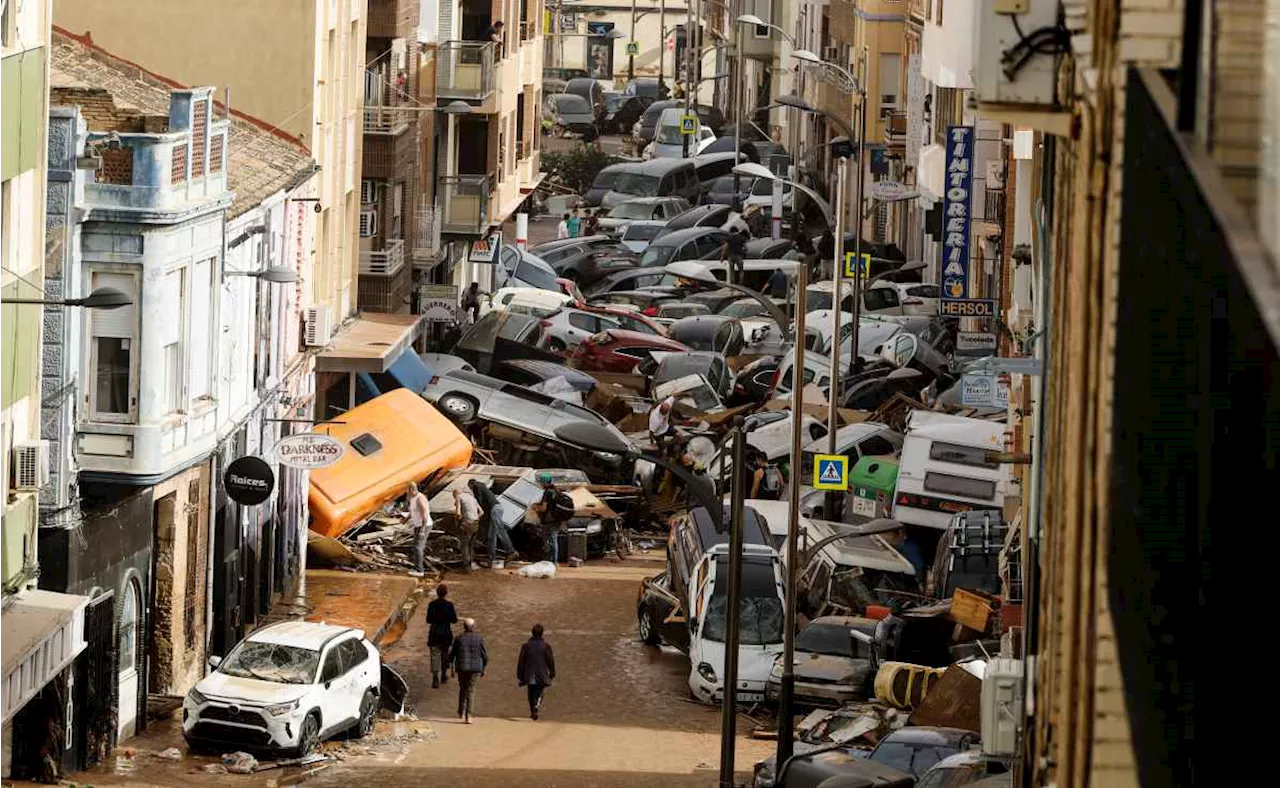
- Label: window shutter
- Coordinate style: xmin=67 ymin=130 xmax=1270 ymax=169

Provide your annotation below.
xmin=90 ymin=272 xmax=137 ymax=338
xmin=189 ymin=259 xmax=211 ymax=397
xmin=160 ymin=269 xmax=184 ymax=345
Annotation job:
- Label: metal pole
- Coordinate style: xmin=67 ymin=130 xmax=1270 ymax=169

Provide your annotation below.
xmin=776 ymin=258 xmax=808 ymax=766
xmin=628 ymin=0 xmax=637 ymax=80
xmin=658 ymin=1 xmax=666 ymax=93
xmin=825 ymin=155 xmax=847 ymax=450
xmin=718 ymin=420 xmax=747 ymax=788
xmin=682 ymin=0 xmax=694 ymax=158
xmin=848 ymin=49 xmax=868 ymax=380
xmin=732 ymin=10 xmax=744 ymax=211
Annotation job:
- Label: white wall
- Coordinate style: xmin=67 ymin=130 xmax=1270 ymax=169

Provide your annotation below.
xmin=920 ymin=0 xmax=974 ymax=89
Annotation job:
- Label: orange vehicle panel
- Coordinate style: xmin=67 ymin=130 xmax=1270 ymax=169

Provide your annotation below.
xmin=308 ymin=388 xmax=473 ymax=538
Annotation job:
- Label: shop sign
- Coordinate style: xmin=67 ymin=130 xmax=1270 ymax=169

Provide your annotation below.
xmin=224 ymin=456 xmax=276 ymax=506
xmin=273 ymin=434 xmax=345 ymax=470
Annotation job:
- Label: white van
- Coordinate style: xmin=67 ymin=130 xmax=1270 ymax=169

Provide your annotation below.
xmin=636 ymin=505 xmax=786 ymax=704
xmin=892 ymin=410 xmax=1008 ymax=528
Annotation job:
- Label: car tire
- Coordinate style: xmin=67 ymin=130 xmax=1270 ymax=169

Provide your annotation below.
xmin=296 ymin=712 xmax=321 ymax=757
xmin=546 ymin=338 xmax=567 ymax=353
xmin=355 ymin=690 xmax=378 ymax=739
xmin=438 ymin=393 xmax=478 ymax=424
xmin=638 ymin=603 xmax=660 ymax=646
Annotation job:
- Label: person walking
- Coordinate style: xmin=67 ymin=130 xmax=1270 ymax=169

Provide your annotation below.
xmin=406 ymin=481 xmax=432 ymax=577
xmin=566 ymin=208 xmax=582 ymax=238
xmin=452 ymin=487 xmax=481 ymax=572
xmin=516 ymin=624 xmax=557 ymax=720
xmin=817 ymin=229 xmax=836 ymax=280
xmin=582 ymin=208 xmax=600 ymax=237
xmin=556 ymin=212 xmax=571 ymax=240
xmin=469 ymin=478 xmax=518 ymax=568
xmin=425 ymin=584 xmax=457 ymax=688
xmin=459 ymin=282 xmax=483 ymax=326
xmin=450 ymin=618 xmax=488 ymax=723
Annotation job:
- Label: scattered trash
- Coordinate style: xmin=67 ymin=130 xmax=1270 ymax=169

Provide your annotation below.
xmin=568 ymin=556 xmax=584 ymax=567
xmin=518 ymin=560 xmax=558 ymax=578
xmin=220 ymin=750 xmax=258 ymax=774
xmin=154 ymin=746 xmax=182 ymax=761
xmin=252 ymin=753 xmax=328 ymax=772
xmin=198 ymin=762 xmax=228 ymax=775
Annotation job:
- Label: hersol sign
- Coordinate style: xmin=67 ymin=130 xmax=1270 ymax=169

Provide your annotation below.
xmin=939 ymin=298 xmax=996 ymax=317
xmin=273 ymin=433 xmax=345 ymax=470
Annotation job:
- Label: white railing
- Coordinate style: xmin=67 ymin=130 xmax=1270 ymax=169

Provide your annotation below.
xmin=413 ymin=203 xmax=443 ymax=260
xmin=359 ymin=239 xmax=406 ymax=276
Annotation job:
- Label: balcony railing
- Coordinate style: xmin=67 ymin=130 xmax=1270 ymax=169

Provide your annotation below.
xmin=437 ymin=41 xmax=496 ymax=101
xmin=983 ymin=189 xmax=1005 ymax=223
xmin=363 ymin=105 xmax=417 ymax=134
xmin=359 ymin=239 xmax=406 ymax=277
xmin=413 ymin=203 xmax=443 ymax=261
xmin=436 ymin=174 xmax=492 ymax=236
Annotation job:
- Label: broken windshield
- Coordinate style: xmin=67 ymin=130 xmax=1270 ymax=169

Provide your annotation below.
xmin=220 ymin=641 xmax=319 ymax=685
xmin=702 ymin=559 xmax=784 ymax=645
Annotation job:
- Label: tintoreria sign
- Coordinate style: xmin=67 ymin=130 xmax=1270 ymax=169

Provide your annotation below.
xmin=941 ymin=125 xmax=975 ymax=301
xmin=273 ymin=433 xmax=345 ymax=470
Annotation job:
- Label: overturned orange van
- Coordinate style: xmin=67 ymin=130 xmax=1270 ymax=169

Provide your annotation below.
xmin=308 ymin=388 xmax=473 ymax=538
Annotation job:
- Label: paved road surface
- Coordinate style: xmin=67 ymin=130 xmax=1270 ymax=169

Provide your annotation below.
xmin=45 ymin=553 xmax=773 ymax=787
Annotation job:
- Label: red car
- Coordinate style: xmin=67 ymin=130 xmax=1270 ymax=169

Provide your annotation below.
xmin=568 ymin=329 xmax=690 ymax=373
xmin=580 ymin=303 xmax=669 ymax=336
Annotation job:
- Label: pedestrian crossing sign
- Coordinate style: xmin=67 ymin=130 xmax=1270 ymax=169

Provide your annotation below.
xmin=843 ymin=252 xmax=872 ymax=279
xmin=813 ymin=454 xmax=848 ymax=491
xmin=626 ymin=41 xmax=640 ymax=56
xmin=680 ymin=114 xmax=698 ymax=135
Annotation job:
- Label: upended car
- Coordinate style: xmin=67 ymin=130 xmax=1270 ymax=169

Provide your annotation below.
xmin=183 ymin=621 xmax=403 ymax=756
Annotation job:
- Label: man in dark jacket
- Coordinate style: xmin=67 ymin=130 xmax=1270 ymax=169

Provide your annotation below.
xmin=425 ymin=583 xmax=457 ymax=688
xmin=469 ymin=478 xmax=518 ymax=568
xmin=450 ymin=617 xmax=488 ymax=723
xmin=516 ymin=624 xmax=556 ymax=720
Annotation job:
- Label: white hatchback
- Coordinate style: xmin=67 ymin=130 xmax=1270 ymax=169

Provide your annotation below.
xmin=183 ymin=622 xmax=384 ymax=756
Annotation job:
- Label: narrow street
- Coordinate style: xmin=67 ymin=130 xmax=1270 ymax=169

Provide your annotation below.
xmin=33 ymin=552 xmax=772 ymax=787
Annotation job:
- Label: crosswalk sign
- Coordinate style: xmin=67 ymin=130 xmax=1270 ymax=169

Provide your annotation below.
xmin=680 ymin=114 xmax=698 ymax=135
xmin=813 ymin=454 xmax=849 ymax=491
xmin=843 ymin=252 xmax=872 ymax=279
xmin=626 ymin=41 xmax=640 ymax=56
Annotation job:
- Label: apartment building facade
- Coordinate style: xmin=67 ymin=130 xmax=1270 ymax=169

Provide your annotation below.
xmin=54 ymin=0 xmax=364 ymax=331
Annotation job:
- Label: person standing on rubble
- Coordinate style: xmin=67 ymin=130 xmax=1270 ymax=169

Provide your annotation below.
xmin=450 ymin=618 xmax=488 ymax=723
xmin=426 ymin=583 xmax=457 ymax=688
xmin=452 ymin=487 xmax=482 ymax=572
xmin=649 ymin=396 xmax=677 ymax=455
xmin=534 ymin=474 xmax=575 ymax=564
xmin=407 ymin=481 xmax=433 ymax=578
xmin=517 ymin=623 xmax=556 ymax=721
xmin=469 ymin=478 xmax=518 ymax=568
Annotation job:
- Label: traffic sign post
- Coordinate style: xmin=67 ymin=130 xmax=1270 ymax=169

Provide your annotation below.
xmin=813 ymin=454 xmax=849 ymax=491
xmin=680 ymin=114 xmax=698 ymax=135
xmin=626 ymin=40 xmax=639 ymax=56
xmin=843 ymin=251 xmax=871 ymax=279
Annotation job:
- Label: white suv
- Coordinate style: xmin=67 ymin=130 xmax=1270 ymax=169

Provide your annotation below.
xmin=183 ymin=622 xmax=382 ymax=756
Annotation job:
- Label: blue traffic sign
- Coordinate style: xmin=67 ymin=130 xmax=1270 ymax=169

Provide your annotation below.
xmin=813 ymin=454 xmax=848 ymax=491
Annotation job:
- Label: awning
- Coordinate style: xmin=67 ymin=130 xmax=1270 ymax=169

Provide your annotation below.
xmin=316 ymin=313 xmax=423 ymax=374
xmin=2 ymin=589 xmax=90 ymax=722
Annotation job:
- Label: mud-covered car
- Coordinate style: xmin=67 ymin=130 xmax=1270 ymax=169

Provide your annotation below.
xmin=764 ymin=617 xmax=878 ymax=708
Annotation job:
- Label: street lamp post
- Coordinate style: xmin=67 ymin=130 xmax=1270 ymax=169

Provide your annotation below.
xmin=1 ymin=287 xmax=133 ymax=310
xmin=629 ymin=0 xmax=638 ymax=80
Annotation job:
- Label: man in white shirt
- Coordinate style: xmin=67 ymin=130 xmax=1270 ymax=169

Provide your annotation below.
xmin=556 ymin=213 xmax=570 ymax=240
xmin=648 ymin=396 xmax=676 ymax=453
xmin=407 ymin=481 xmax=433 ymax=577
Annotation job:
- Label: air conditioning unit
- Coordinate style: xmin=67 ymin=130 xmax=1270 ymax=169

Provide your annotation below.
xmin=360 ymin=180 xmax=377 ymax=205
xmin=304 ymin=305 xmax=333 ymax=347
xmin=359 ymin=208 xmax=378 ymax=238
xmin=980 ymin=657 xmax=1025 ymax=756
xmin=974 ymin=0 xmax=1060 ymax=107
xmin=12 ymin=441 xmax=50 ymax=491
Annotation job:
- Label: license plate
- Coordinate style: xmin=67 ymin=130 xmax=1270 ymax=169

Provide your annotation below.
xmin=852 ymin=497 xmax=877 ymax=517
xmin=735 ymin=692 xmax=765 ymax=702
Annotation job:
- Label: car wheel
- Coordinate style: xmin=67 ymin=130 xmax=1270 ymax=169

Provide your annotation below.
xmin=546 ymin=338 xmax=567 ymax=353
xmin=638 ymin=603 xmax=660 ymax=646
xmin=296 ymin=713 xmax=321 ymax=757
xmin=355 ymin=690 xmax=378 ymax=738
xmin=438 ymin=394 xmax=477 ymax=424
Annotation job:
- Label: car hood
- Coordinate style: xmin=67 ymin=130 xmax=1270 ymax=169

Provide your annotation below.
xmin=793 ymin=654 xmax=872 ymax=684
xmin=558 ymin=112 xmax=596 ymax=125
xmin=196 ymin=671 xmax=312 ymax=706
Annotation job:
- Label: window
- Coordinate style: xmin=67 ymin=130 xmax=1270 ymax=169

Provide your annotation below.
xmin=350 ymin=433 xmax=383 ymax=456
xmin=320 ymin=646 xmax=345 ymax=683
xmin=189 ymin=259 xmax=212 ymax=399
xmin=863 ymin=287 xmax=900 ymax=311
xmin=391 ymin=183 xmax=404 ymax=238
xmin=89 ymin=270 xmax=139 ymax=421
xmin=161 ymin=267 xmax=186 ymax=413
xmin=879 ymin=54 xmax=901 ymax=110
xmin=191 ymin=99 xmax=208 ymax=174
xmin=929 ymin=441 xmax=1000 ymax=469
xmin=753 ymin=0 xmax=770 ymax=37
xmin=117 ymin=580 xmax=140 ymax=675
xmin=908 ymin=285 xmax=941 ymax=298
xmin=924 ymin=472 xmax=997 ymax=500
xmin=568 ymin=312 xmax=597 ymax=332
xmin=337 ymin=638 xmax=368 ymax=673
xmin=858 ymin=435 xmax=899 ymax=459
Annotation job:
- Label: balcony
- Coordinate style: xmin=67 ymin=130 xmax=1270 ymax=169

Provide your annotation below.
xmin=367 ymin=0 xmax=417 ymax=40
xmin=886 ymin=110 xmax=907 ymax=146
xmin=412 ymin=202 xmax=443 ymax=263
xmin=363 ymin=105 xmax=416 ymax=135
xmin=437 ymin=174 xmax=492 ymax=236
xmin=359 ymin=239 xmax=406 ymax=277
xmin=437 ymin=42 xmax=496 ymax=102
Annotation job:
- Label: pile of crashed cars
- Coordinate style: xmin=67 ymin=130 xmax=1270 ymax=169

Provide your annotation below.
xmin=305 ymin=187 xmax=1020 ymax=785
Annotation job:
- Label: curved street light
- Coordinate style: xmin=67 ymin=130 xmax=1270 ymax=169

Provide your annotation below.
xmin=2 ymin=286 xmax=133 ymax=310
xmin=663 ymin=260 xmax=795 ymax=341
xmin=225 ymin=265 xmax=298 ymax=284
xmin=791 ymin=50 xmax=861 ymax=94
xmin=731 ymin=162 xmax=833 ymax=229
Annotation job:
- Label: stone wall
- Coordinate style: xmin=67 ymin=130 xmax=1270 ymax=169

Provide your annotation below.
xmin=147 ymin=462 xmax=211 ymax=696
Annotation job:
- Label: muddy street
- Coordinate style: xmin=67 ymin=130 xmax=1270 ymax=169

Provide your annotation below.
xmin=36 ymin=552 xmax=773 ymax=787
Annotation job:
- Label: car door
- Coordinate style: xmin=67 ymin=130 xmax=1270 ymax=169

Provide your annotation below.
xmin=565 ymin=311 xmax=599 ymax=344
xmin=342 ymin=637 xmax=377 ymax=702
xmin=316 ymin=641 xmax=352 ymax=732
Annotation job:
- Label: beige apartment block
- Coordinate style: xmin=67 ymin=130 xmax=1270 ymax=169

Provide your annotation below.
xmin=55 ymin=0 xmax=366 ymax=332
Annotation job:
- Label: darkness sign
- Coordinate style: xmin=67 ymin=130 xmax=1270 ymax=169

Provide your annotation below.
xmin=224 ymin=456 xmax=275 ymax=506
